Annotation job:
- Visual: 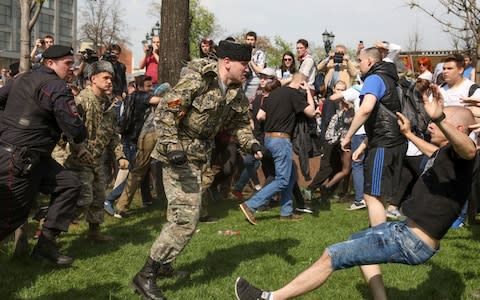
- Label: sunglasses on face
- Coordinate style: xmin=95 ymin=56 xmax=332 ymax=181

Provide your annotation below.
xmin=283 ymin=58 xmax=293 ymax=62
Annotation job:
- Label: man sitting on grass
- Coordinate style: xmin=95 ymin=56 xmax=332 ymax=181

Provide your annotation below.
xmin=234 ymin=84 xmax=478 ymax=300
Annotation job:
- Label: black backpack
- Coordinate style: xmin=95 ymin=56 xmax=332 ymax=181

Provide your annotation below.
xmin=117 ymin=93 xmax=136 ymax=135
xmin=379 ymin=78 xmax=430 ymax=138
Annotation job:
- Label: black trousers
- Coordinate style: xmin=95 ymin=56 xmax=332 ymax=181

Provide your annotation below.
xmin=0 ymin=149 xmax=80 ymax=241
xmin=308 ymin=143 xmax=342 ymax=191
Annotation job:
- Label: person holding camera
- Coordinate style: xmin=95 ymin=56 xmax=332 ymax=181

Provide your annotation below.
xmin=30 ymin=35 xmax=54 ymax=70
xmin=317 ymin=44 xmax=357 ymax=96
xmin=103 ymin=44 xmax=127 ymax=99
xmin=139 ymin=36 xmax=160 ymax=85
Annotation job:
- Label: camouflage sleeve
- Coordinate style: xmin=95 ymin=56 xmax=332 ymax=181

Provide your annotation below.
xmin=112 ymin=134 xmax=125 ymax=161
xmin=228 ymin=91 xmax=259 ymax=153
xmin=154 ymin=69 xmax=206 ymax=148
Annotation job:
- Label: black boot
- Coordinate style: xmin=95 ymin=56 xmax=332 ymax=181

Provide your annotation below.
xmin=158 ymin=262 xmax=190 ymax=278
xmin=31 ymin=235 xmax=74 ymax=266
xmin=131 ymin=257 xmax=166 ymax=300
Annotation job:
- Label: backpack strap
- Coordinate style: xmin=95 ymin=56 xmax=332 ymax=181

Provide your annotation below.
xmin=468 ymin=83 xmax=480 ymax=97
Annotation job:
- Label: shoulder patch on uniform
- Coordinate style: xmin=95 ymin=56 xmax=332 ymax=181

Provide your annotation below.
xmin=67 ymin=99 xmax=79 ymax=117
xmin=167 ymin=99 xmax=182 ymax=109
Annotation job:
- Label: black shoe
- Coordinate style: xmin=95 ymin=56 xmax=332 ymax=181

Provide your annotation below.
xmin=157 ymin=262 xmax=190 ymax=278
xmin=31 ymin=235 xmax=73 ymax=266
xmin=235 ymin=277 xmax=271 ymax=300
xmin=130 ymin=257 xmax=166 ymax=300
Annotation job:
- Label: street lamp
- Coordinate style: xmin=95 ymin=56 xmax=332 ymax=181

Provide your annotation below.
xmin=322 ymin=29 xmax=335 ymax=55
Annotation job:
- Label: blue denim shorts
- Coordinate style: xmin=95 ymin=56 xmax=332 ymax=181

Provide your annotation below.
xmin=326 ymin=221 xmax=438 ymax=270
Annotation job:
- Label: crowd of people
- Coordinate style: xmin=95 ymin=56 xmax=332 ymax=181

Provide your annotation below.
xmin=0 ymin=30 xmax=479 ymax=300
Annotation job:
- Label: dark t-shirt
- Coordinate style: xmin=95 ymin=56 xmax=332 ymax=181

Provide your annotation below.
xmin=250 ymin=93 xmax=266 ymax=143
xmin=402 ymin=144 xmax=476 ymax=240
xmin=261 ymin=86 xmax=308 ymax=135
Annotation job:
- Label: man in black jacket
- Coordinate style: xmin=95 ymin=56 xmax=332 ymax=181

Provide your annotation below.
xmin=0 ymin=45 xmax=87 ymax=266
xmin=339 ymin=47 xmax=407 ymax=298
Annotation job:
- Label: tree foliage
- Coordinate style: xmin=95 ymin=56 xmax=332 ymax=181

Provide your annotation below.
xmin=148 ymin=0 xmax=218 ymax=58
xmin=408 ymin=0 xmax=480 ymax=81
xmin=78 ymin=0 xmax=128 ymax=53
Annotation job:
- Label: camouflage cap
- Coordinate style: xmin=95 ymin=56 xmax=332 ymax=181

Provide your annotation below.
xmin=217 ymin=40 xmax=251 ymax=62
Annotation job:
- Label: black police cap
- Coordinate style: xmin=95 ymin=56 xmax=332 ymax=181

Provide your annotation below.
xmin=217 ymin=40 xmax=252 ymax=62
xmin=42 ymin=45 xmax=74 ymax=59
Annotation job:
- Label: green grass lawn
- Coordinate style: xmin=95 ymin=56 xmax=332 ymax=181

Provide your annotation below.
xmin=1 ymin=196 xmax=480 ymax=300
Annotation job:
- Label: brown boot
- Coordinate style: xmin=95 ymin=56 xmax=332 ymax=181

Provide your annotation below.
xmin=86 ymin=223 xmax=114 ymax=241
xmin=130 ymin=257 xmax=166 ymax=300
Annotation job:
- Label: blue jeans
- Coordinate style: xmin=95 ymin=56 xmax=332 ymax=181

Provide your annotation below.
xmin=245 ymin=137 xmax=295 ymax=216
xmin=326 ymin=221 xmax=437 ymax=270
xmin=351 ymin=134 xmax=366 ymax=203
xmin=234 ymin=154 xmax=260 ymax=191
xmin=105 ymin=180 xmax=125 ymax=203
xmin=122 ymin=140 xmax=137 ymax=170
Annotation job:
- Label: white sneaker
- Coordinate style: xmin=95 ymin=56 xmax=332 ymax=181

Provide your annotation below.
xmin=347 ymin=200 xmax=366 ymax=210
xmin=386 ymin=208 xmax=402 ymax=220
xmin=295 ymin=206 xmax=314 ymax=214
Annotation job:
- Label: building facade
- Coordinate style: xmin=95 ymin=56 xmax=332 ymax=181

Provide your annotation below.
xmin=0 ymin=0 xmax=77 ymax=68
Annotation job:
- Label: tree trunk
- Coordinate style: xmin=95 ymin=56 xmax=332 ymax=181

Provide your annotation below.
xmin=158 ymin=0 xmax=190 ymax=85
xmin=19 ymin=0 xmax=32 ymax=72
xmin=476 ymin=45 xmax=480 ymax=84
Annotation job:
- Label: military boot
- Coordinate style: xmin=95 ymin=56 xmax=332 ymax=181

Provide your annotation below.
xmin=158 ymin=262 xmax=190 ymax=279
xmin=31 ymin=235 xmax=73 ymax=266
xmin=86 ymin=223 xmax=114 ymax=241
xmin=130 ymin=257 xmax=166 ymax=300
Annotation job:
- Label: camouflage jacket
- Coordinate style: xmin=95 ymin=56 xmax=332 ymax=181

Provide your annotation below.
xmin=66 ymin=87 xmax=123 ymax=166
xmin=152 ymin=58 xmax=258 ymax=163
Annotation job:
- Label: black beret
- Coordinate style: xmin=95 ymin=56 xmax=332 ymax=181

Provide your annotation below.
xmin=42 ymin=45 xmax=74 ymax=59
xmin=217 ymin=40 xmax=252 ymax=62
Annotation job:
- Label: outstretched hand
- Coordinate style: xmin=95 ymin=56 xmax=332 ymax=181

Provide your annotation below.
xmin=396 ymin=112 xmax=411 ymax=136
xmin=422 ymin=84 xmax=444 ymax=120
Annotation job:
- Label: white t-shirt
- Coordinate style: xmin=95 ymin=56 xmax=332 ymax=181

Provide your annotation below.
xmin=298 ymin=53 xmax=316 ymax=90
xmin=439 ymin=78 xmax=479 ymax=143
xmin=341 ymin=84 xmax=366 ymax=135
xmin=440 ymin=78 xmax=480 ymax=106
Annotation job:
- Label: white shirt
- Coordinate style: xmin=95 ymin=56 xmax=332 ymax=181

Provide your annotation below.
xmin=341 ymin=84 xmax=366 ymax=135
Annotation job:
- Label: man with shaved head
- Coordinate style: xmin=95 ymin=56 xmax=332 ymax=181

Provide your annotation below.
xmin=235 ymin=84 xmax=477 ymax=300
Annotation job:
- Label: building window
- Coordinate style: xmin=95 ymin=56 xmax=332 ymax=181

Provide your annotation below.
xmin=39 ymin=13 xmax=54 ymax=34
xmin=59 ymin=0 xmax=73 ymax=14
xmin=0 ymin=4 xmax=11 ymax=25
xmin=0 ymin=31 xmax=10 ymax=50
xmin=59 ymin=17 xmax=72 ymax=38
xmin=43 ymin=0 xmax=55 ymax=9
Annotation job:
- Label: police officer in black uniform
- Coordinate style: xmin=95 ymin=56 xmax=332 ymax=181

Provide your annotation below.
xmin=0 ymin=45 xmax=87 ymax=266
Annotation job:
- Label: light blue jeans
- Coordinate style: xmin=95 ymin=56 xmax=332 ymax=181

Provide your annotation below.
xmin=351 ymin=134 xmax=366 ymax=203
xmin=326 ymin=220 xmax=437 ymax=270
xmin=245 ymin=137 xmax=295 ymax=217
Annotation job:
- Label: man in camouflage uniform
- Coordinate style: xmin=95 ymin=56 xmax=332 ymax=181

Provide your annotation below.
xmin=130 ymin=41 xmax=264 ymax=300
xmin=64 ymin=61 xmax=128 ymax=241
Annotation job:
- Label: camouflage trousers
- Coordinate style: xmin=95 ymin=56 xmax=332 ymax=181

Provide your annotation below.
xmin=65 ymin=158 xmax=106 ymax=224
xmin=150 ymin=161 xmax=203 ymax=263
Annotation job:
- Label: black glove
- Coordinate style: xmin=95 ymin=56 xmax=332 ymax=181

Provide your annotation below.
xmin=251 ymin=143 xmax=264 ymax=155
xmin=167 ymin=150 xmax=188 ymax=165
